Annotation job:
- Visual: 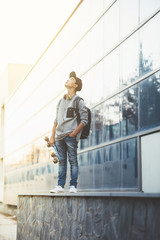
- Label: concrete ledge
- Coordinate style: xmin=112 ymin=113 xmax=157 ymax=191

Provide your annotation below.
xmin=17 ymin=193 xmax=160 ymax=240
xmin=18 ymin=191 xmax=160 ymax=198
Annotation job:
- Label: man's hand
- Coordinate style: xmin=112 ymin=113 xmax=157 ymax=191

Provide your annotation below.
xmin=69 ymin=132 xmax=76 ymax=137
xmin=50 ymin=123 xmax=57 ymax=146
xmin=50 ymin=135 xmax=55 ymax=146
xmin=69 ymin=122 xmax=85 ymax=137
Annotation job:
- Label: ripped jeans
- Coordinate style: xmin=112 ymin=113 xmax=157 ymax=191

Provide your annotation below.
xmin=55 ymin=136 xmax=78 ymax=188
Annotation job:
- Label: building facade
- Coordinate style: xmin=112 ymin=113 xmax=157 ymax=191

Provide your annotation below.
xmin=1 ymin=0 xmax=160 ymax=205
xmin=0 ymin=63 xmax=31 ymax=202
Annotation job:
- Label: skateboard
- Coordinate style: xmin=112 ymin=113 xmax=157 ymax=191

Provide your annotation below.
xmin=44 ymin=136 xmax=60 ymax=163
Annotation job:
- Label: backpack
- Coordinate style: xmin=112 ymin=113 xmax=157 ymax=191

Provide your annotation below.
xmin=74 ymin=96 xmax=91 ymax=139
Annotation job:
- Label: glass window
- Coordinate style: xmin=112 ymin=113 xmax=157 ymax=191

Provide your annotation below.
xmin=108 ymin=142 xmax=119 ymax=161
xmin=22 ymin=172 xmax=25 ymax=182
xmin=42 ymin=166 xmax=46 ymax=175
xmin=81 ymin=70 xmax=92 ymax=107
xmin=75 ymin=34 xmax=91 ymax=74
xmin=90 ymin=106 xmax=104 ymax=147
xmin=103 ymin=0 xmax=115 ymax=10
xmin=90 ymin=18 xmax=104 ymax=66
xmin=78 ymin=152 xmax=93 ymax=189
xmin=90 ymin=148 xmax=104 ymax=189
xmin=47 ymin=164 xmax=51 ymax=174
xmin=30 ymin=169 xmax=34 ymax=180
xmin=119 ymin=0 xmax=139 ymax=39
xmin=27 ymin=171 xmax=30 ymax=181
xmin=103 ymin=143 xmax=120 ymax=188
xmin=139 ymin=13 xmax=160 ymax=77
xmin=103 ymin=96 xmax=120 ymax=142
xmin=103 ymin=48 xmax=119 ymax=98
xmin=90 ymin=0 xmax=104 ymax=24
xmin=140 ymin=0 xmax=160 ymax=22
xmin=140 ymin=71 xmax=160 ymax=129
xmin=62 ymin=32 xmax=91 ymax=77
xmin=120 ymin=138 xmax=138 ymax=188
xmin=79 ymin=138 xmax=89 ymax=151
xmin=120 ymin=32 xmax=139 ymax=87
xmin=120 ymin=85 xmax=138 ymax=136
xmin=103 ymin=2 xmax=119 ymax=54
xmin=90 ymin=62 xmax=104 ymax=106
xmin=36 ymin=168 xmax=39 ymax=176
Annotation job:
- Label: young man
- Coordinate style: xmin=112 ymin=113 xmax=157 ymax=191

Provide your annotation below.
xmin=50 ymin=71 xmax=88 ymax=193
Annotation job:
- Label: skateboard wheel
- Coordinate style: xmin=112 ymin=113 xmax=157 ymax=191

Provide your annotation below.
xmin=51 ymin=152 xmax=56 ymax=157
xmin=44 ymin=136 xmax=49 ymax=142
xmin=53 ymin=157 xmax=58 ymax=163
xmin=47 ymin=142 xmax=51 ymax=147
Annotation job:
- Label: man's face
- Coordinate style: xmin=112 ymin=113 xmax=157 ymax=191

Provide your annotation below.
xmin=65 ymin=77 xmax=77 ymax=89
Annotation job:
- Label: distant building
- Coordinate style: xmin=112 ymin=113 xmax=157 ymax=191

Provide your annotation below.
xmin=0 ymin=63 xmax=31 ymax=201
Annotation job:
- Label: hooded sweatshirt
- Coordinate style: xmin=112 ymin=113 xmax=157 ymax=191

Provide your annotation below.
xmin=54 ymin=94 xmax=88 ymax=141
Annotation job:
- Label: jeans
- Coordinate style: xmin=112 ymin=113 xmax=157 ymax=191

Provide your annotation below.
xmin=55 ymin=136 xmax=78 ymax=188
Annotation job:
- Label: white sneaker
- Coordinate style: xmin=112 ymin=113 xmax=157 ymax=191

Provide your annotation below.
xmin=50 ymin=186 xmax=64 ymax=193
xmin=69 ymin=186 xmax=77 ymax=193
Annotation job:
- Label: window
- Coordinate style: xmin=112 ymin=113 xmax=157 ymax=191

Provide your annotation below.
xmin=103 ymin=48 xmax=119 ymax=97
xmin=140 ymin=0 xmax=160 ymax=22
xmin=120 ymin=138 xmax=138 ymax=188
xmin=90 ymin=62 xmax=104 ymax=106
xmin=90 ymin=105 xmax=104 ymax=146
xmin=103 ymin=96 xmax=120 ymax=142
xmin=119 ymin=0 xmax=139 ymax=39
xmin=140 ymin=13 xmax=160 ymax=78
xmin=103 ymin=143 xmax=120 ymax=188
xmin=120 ymin=32 xmax=139 ymax=87
xmin=90 ymin=148 xmax=104 ymax=189
xmin=103 ymin=2 xmax=119 ymax=54
xmin=120 ymin=85 xmax=138 ymax=136
xmin=90 ymin=19 xmax=104 ymax=66
xmin=140 ymin=71 xmax=160 ymax=129
xmin=78 ymin=152 xmax=92 ymax=189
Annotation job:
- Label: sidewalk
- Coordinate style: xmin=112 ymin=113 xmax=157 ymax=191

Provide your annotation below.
xmin=0 ymin=213 xmax=17 ymax=240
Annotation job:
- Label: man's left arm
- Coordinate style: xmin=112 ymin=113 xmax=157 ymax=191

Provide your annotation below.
xmin=69 ymin=99 xmax=88 ymax=137
xmin=69 ymin=122 xmax=85 ymax=137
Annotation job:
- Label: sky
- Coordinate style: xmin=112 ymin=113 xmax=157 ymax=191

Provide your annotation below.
xmin=0 ymin=0 xmax=79 ymax=75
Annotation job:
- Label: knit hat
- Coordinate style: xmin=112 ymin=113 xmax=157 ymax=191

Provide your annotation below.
xmin=69 ymin=71 xmax=82 ymax=91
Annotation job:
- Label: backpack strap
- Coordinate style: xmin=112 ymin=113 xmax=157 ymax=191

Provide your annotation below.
xmin=74 ymin=96 xmax=83 ymax=110
xmin=57 ymin=97 xmax=83 ymax=122
xmin=74 ymin=96 xmax=84 ymax=123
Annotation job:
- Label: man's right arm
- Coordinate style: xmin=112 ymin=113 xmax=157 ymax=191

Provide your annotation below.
xmin=50 ymin=122 xmax=57 ymax=145
xmin=50 ymin=99 xmax=60 ymax=145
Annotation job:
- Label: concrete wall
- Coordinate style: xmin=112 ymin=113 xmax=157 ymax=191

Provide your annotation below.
xmin=17 ymin=193 xmax=160 ymax=240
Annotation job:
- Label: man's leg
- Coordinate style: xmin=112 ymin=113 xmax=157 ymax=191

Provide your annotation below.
xmin=55 ymin=139 xmax=67 ymax=187
xmin=65 ymin=136 xmax=78 ymax=188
